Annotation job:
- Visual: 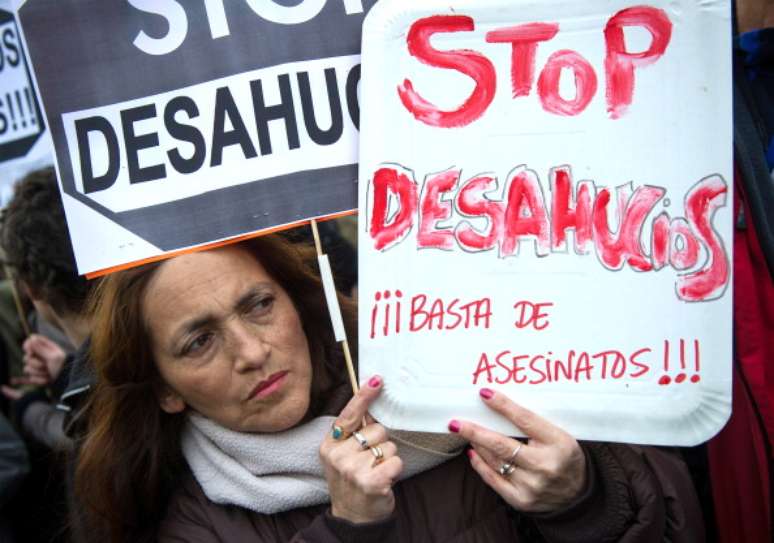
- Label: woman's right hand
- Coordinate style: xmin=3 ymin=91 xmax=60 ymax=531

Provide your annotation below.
xmin=319 ymin=376 xmax=403 ymax=524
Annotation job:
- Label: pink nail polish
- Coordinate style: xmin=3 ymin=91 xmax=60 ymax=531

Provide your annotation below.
xmin=478 ymin=388 xmax=494 ymax=400
xmin=480 ymin=388 xmax=495 ymax=400
xmin=448 ymin=420 xmax=461 ymax=433
xmin=467 ymin=449 xmax=476 ymax=460
xmin=368 ymin=375 xmax=382 ymax=388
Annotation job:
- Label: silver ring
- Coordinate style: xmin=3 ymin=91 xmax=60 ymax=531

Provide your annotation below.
xmin=507 ymin=443 xmax=523 ymax=464
xmin=352 ymin=431 xmax=369 ymax=450
xmin=499 ymin=462 xmax=516 ymax=477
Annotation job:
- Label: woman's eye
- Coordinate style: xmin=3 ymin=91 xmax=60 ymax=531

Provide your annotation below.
xmin=247 ymin=295 xmax=274 ymax=317
xmin=182 ymin=333 xmax=213 ymax=356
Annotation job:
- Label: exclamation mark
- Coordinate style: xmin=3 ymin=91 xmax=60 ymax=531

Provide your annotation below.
xmin=382 ymin=291 xmax=391 ymax=337
xmin=395 ymin=290 xmax=402 ymax=334
xmin=369 ymin=291 xmax=381 ymax=339
xmin=675 ymin=339 xmax=687 ymax=383
xmin=15 ymin=91 xmax=26 ymax=128
xmin=658 ymin=339 xmax=671 ymax=385
xmin=5 ymin=93 xmax=16 ymax=130
xmin=24 ymin=88 xmax=35 ymax=125
xmin=691 ymin=340 xmax=701 ymax=383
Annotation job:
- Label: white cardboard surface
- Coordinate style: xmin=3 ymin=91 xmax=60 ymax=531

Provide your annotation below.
xmin=358 ymin=0 xmax=733 ymax=445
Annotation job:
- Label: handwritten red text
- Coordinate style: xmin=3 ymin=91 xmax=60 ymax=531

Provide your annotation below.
xmin=471 ymin=339 xmax=702 ymax=385
xmin=368 ymin=165 xmax=729 ymax=302
xmin=370 ymin=290 xmax=491 ymax=339
xmin=399 ymin=7 xmax=672 ymax=126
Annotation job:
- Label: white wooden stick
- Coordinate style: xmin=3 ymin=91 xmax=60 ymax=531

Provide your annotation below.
xmin=310 ymin=219 xmax=360 ymax=396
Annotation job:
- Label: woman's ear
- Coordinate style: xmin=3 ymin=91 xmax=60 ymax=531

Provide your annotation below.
xmin=157 ymin=386 xmax=186 ymax=414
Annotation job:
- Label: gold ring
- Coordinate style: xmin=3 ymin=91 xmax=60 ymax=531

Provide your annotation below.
xmin=371 ymin=446 xmax=384 ymax=466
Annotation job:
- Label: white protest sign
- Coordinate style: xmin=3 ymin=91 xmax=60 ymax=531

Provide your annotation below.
xmin=358 ymin=0 xmax=733 ymax=445
xmin=0 ymin=0 xmax=50 ymax=206
xmin=18 ymin=0 xmax=375 ymax=275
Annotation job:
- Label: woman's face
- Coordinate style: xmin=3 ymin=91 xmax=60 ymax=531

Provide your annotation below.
xmin=143 ymin=246 xmax=313 ymax=433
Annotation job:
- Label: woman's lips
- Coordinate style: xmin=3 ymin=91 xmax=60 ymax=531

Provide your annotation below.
xmin=249 ymin=371 xmax=288 ymax=400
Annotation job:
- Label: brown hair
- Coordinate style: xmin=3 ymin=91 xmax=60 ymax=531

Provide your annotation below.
xmin=0 ymin=167 xmax=94 ymax=314
xmin=75 ymin=235 xmax=356 ymax=543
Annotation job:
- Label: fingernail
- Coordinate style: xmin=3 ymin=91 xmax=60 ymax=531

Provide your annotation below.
xmin=368 ymin=375 xmax=382 ymax=388
xmin=467 ymin=449 xmax=476 ymax=460
xmin=479 ymin=388 xmax=494 ymax=400
xmin=448 ymin=420 xmax=461 ymax=433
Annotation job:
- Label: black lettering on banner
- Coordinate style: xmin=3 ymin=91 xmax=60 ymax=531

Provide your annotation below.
xmin=76 ymin=116 xmax=120 ymax=194
xmin=164 ymin=96 xmax=206 ymax=175
xmin=346 ymin=63 xmax=361 ymax=129
xmin=297 ymin=68 xmax=343 ymax=146
xmin=211 ymin=86 xmax=258 ymax=167
xmin=0 ymin=109 xmax=6 ymax=134
xmin=71 ymin=60 xmax=359 ymax=195
xmin=24 ymin=88 xmax=36 ymax=126
xmin=250 ymin=74 xmax=300 ymax=156
xmin=121 ymin=104 xmax=166 ymax=184
xmin=2 ymin=27 xmax=19 ymax=68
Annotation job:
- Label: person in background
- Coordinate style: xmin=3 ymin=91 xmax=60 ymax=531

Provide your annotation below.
xmin=0 ymin=167 xmax=95 ymax=450
xmin=689 ymin=1 xmax=774 ymax=542
xmin=0 ymin=279 xmax=28 ymax=414
xmin=0 ymin=412 xmax=29 ymax=543
xmin=2 ymin=333 xmax=71 ymax=450
xmin=0 ymin=167 xmax=98 ymax=543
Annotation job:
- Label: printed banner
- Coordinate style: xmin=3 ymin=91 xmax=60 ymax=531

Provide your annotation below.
xmin=0 ymin=0 xmax=49 ymax=206
xmin=358 ymin=0 xmax=733 ymax=445
xmin=18 ymin=0 xmax=375 ymax=274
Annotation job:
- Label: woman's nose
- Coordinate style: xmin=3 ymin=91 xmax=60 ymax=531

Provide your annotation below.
xmin=229 ymin=321 xmax=270 ymax=372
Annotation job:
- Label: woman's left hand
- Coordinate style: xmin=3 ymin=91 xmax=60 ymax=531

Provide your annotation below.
xmin=450 ymin=388 xmax=586 ymax=514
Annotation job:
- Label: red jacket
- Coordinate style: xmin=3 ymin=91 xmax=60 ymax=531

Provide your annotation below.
xmin=708 ymin=31 xmax=774 ymax=543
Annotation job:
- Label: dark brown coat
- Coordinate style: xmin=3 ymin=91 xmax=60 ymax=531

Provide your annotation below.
xmin=158 ymin=442 xmax=703 ymax=542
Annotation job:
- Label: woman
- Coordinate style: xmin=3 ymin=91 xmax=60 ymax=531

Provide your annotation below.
xmin=76 ymin=235 xmax=703 ymax=542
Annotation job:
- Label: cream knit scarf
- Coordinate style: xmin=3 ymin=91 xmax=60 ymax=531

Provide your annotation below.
xmin=181 ymin=413 xmax=465 ymax=514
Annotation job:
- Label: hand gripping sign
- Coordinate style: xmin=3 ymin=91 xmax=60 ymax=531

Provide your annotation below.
xmin=358 ymin=0 xmax=733 ymax=445
xmin=18 ymin=0 xmax=375 ymax=275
